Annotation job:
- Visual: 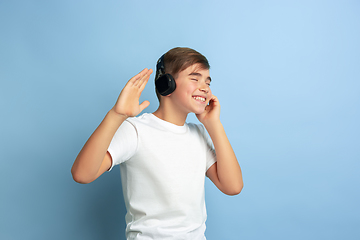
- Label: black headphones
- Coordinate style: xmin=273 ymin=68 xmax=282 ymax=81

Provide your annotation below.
xmin=155 ymin=54 xmax=176 ymax=96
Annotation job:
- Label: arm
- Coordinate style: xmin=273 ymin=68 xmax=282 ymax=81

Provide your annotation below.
xmin=196 ymin=96 xmax=243 ymax=195
xmin=71 ymin=68 xmax=153 ymax=184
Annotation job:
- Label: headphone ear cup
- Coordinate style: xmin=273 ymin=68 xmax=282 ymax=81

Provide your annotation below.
xmin=155 ymin=73 xmax=176 ymax=96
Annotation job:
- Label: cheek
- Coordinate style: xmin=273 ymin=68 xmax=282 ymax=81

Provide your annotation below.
xmin=207 ymin=90 xmax=213 ymax=102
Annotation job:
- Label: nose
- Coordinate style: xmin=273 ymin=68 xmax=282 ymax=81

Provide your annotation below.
xmin=199 ymin=82 xmax=210 ymax=93
xmin=200 ymin=88 xmax=209 ymax=93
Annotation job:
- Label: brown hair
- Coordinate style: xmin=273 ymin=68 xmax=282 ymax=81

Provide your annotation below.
xmin=155 ymin=47 xmax=210 ymax=100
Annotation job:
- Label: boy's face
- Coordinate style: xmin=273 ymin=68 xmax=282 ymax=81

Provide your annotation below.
xmin=169 ymin=63 xmax=212 ymax=115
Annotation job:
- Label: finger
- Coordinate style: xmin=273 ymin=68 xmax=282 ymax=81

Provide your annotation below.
xmin=138 ymin=76 xmax=149 ymax=92
xmin=138 ymin=69 xmax=153 ymax=90
xmin=139 ymin=100 xmax=150 ymax=112
xmin=138 ymin=68 xmax=152 ymax=82
xmin=130 ymin=68 xmax=148 ymax=86
xmin=135 ymin=69 xmax=149 ymax=86
xmin=209 ymin=95 xmax=219 ymax=105
xmin=135 ymin=68 xmax=153 ymax=87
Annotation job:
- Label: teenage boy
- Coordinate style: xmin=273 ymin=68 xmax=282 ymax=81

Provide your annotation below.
xmin=72 ymin=47 xmax=243 ymax=240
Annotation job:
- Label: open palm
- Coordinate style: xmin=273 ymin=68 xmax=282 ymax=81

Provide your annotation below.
xmin=113 ymin=68 xmax=153 ymax=118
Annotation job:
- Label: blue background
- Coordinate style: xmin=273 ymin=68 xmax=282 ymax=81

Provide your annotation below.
xmin=1 ymin=0 xmax=359 ymax=239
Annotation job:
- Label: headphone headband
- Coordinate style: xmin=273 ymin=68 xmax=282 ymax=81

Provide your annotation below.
xmin=156 ymin=54 xmax=165 ymax=78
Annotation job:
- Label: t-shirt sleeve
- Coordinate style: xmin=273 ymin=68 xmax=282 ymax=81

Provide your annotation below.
xmin=198 ymin=124 xmax=217 ymax=171
xmin=107 ymin=120 xmax=138 ymax=171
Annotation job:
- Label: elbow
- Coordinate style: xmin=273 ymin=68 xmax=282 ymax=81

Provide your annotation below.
xmin=72 ymin=175 xmax=89 ymax=184
xmin=72 ymin=173 xmax=93 ymax=184
xmin=71 ymin=168 xmax=93 ymax=184
xmin=224 ymin=182 xmax=244 ymax=196
xmin=234 ymin=183 xmax=244 ymax=195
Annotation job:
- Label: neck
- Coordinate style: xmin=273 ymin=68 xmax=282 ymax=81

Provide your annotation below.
xmin=153 ymin=100 xmax=188 ymax=126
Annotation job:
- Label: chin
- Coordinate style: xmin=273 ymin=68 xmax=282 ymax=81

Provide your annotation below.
xmin=193 ymin=108 xmax=206 ymax=115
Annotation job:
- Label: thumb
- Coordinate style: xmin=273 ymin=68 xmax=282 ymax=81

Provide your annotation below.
xmin=139 ymin=100 xmax=150 ymax=112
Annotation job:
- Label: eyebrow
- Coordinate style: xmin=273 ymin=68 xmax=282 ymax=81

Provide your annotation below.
xmin=189 ymin=72 xmax=212 ymax=82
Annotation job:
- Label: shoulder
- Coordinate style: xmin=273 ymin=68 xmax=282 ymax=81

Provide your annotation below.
xmin=187 ymin=123 xmax=207 ymax=137
xmin=187 ymin=122 xmax=214 ymax=147
xmin=114 ymin=114 xmax=151 ymax=137
xmin=126 ymin=113 xmax=148 ymax=123
xmin=126 ymin=113 xmax=152 ymax=128
xmin=187 ymin=122 xmax=204 ymax=131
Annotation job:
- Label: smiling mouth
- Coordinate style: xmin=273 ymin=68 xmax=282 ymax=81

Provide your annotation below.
xmin=193 ymin=96 xmax=206 ymax=102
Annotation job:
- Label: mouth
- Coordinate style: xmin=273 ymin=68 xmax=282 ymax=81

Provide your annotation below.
xmin=192 ymin=95 xmax=206 ymax=103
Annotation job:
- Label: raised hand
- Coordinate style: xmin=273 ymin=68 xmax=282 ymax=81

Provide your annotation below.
xmin=113 ymin=68 xmax=153 ymax=118
xmin=196 ymin=95 xmax=221 ymax=126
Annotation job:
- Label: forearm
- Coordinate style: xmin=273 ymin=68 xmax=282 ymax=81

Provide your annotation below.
xmin=71 ymin=68 xmax=152 ymax=183
xmin=205 ymin=120 xmax=243 ymax=194
xmin=71 ymin=109 xmax=127 ymax=183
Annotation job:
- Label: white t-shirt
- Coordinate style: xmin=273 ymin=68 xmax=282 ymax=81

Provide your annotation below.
xmin=108 ymin=113 xmax=216 ymax=240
